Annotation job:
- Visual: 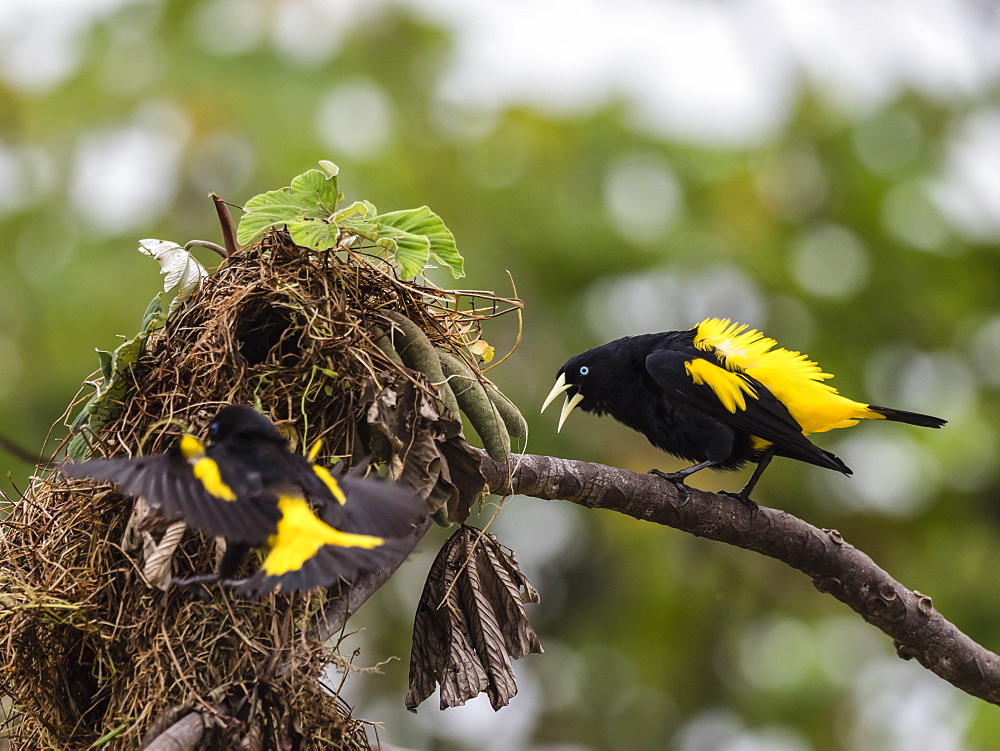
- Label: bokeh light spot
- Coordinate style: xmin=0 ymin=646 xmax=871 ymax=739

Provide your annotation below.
xmin=789 ymin=223 xmax=870 ymax=299
xmin=737 ymin=616 xmax=813 ymax=691
xmin=820 ymin=432 xmax=938 ymax=516
xmin=603 ymin=153 xmax=682 ymax=244
xmin=315 ymin=79 xmax=394 ymax=163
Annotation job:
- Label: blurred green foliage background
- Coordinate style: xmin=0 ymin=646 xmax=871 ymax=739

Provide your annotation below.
xmin=2 ymin=1 xmax=1000 ymax=749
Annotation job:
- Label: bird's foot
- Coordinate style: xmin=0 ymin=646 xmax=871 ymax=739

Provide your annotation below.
xmin=718 ymin=490 xmax=759 ymax=513
xmin=647 ymin=469 xmax=693 ymax=505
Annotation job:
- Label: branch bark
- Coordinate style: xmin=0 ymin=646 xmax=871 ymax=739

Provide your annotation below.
xmin=477 ymin=450 xmax=1000 ymax=706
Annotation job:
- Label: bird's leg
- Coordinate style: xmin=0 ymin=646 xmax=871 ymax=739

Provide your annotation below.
xmin=172 ymin=572 xmax=220 ymax=587
xmin=171 ymin=542 xmax=252 ymax=599
xmin=648 ymin=459 xmax=718 ymax=505
xmin=171 ymin=572 xmax=220 ymax=601
xmin=719 ymin=449 xmax=774 ymax=512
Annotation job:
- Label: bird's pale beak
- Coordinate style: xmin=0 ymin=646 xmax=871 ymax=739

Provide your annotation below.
xmin=541 ymin=373 xmax=570 ymax=413
xmin=557 ymin=393 xmax=584 ymax=432
xmin=541 ymin=373 xmax=584 ymax=433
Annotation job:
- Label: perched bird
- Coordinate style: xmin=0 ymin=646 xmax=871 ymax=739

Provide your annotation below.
xmin=62 ymin=404 xmax=428 ymax=596
xmin=542 ymin=318 xmax=946 ymax=505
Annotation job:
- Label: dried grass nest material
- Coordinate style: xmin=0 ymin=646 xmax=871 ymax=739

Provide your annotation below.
xmin=0 ymin=231 xmax=521 ymax=750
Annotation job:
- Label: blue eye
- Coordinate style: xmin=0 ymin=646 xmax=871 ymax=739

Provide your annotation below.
xmin=579 ymin=366 xmax=590 ymax=375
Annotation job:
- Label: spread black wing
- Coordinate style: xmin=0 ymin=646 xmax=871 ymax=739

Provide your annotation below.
xmin=237 ymin=535 xmax=414 ymax=597
xmin=644 ymin=349 xmax=849 ymax=473
xmin=289 ymin=457 xmax=428 ymax=537
xmin=324 ymin=472 xmax=428 ymax=536
xmin=61 ymin=449 xmax=281 ymax=544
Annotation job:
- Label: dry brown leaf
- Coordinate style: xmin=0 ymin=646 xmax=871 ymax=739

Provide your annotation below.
xmin=142 ymin=520 xmax=187 ymax=590
xmin=406 ymin=526 xmax=543 ymax=712
xmin=366 ymin=377 xmax=485 ymax=524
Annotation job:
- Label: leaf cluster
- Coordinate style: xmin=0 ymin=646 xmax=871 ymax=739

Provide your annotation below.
xmin=237 ymin=161 xmax=464 ymax=280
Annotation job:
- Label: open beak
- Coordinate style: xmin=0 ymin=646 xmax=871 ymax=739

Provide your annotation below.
xmin=541 ymin=373 xmax=570 ymax=413
xmin=541 ymin=373 xmax=584 ymax=433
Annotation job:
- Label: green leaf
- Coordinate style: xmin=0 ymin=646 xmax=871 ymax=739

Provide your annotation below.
xmin=290 ymin=168 xmax=340 ymax=211
xmin=237 ymin=187 xmax=310 ymax=245
xmin=318 ymin=160 xmax=339 ymax=179
xmin=384 ymin=229 xmax=432 ymax=279
xmin=96 ymin=350 xmax=113 ymax=382
xmin=140 ymin=294 xmax=165 ymax=333
xmin=238 ymin=163 xmax=345 ymax=245
xmin=288 ymin=218 xmax=339 ymax=250
xmin=339 ymin=217 xmax=381 ymax=245
xmin=375 ymin=206 xmax=464 ymax=278
xmin=334 ymin=200 xmax=375 ymax=222
xmin=236 ymin=163 xmax=463 ymax=279
xmin=339 ymin=216 xmax=432 ymax=279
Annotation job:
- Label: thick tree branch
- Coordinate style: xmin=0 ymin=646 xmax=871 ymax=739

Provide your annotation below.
xmin=478 ymin=450 xmax=1000 ymax=706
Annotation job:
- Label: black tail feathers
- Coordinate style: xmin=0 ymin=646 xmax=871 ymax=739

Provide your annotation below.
xmin=868 ymin=405 xmax=947 ymax=429
xmin=776 ymin=442 xmax=852 ymax=475
xmin=822 ymin=447 xmax=852 ymax=476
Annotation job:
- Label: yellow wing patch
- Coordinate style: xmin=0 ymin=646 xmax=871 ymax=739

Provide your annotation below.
xmin=685 ymin=358 xmax=757 ymax=413
xmin=179 ymin=434 xmax=206 ymax=460
xmin=307 ymin=438 xmax=323 ymax=462
xmin=692 ymin=318 xmax=874 ymax=434
xmin=312 ymin=465 xmax=347 ymax=505
xmin=191 ymin=457 xmax=237 ymax=501
xmin=179 ymin=435 xmax=237 ymax=501
xmin=261 ymin=494 xmax=383 ymax=576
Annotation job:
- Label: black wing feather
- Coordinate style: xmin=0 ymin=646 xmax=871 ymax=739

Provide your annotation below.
xmin=61 ymin=452 xmax=281 ymax=544
xmin=325 ymin=473 xmax=428 ymax=537
xmin=644 ymin=350 xmax=849 ymax=473
xmin=289 ymin=455 xmax=428 ymax=537
xmin=237 ymin=536 xmax=413 ymax=597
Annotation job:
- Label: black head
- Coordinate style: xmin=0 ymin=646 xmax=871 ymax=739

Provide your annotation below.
xmin=542 ymin=340 xmax=636 ymax=429
xmin=207 ymin=405 xmax=285 ymax=445
xmin=543 ymin=333 xmax=684 ymax=430
xmin=562 ymin=344 xmax=635 ymax=410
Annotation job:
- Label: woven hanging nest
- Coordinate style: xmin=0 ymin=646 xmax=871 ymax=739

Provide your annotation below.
xmin=0 ymin=230 xmax=523 ymax=749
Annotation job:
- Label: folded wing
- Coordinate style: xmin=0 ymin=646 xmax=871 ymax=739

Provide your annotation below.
xmin=645 ymin=350 xmax=850 ymax=473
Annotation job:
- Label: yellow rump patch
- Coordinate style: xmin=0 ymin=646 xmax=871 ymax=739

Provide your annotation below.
xmin=685 ymin=358 xmax=757 ymax=413
xmin=312 ymin=465 xmax=346 ymax=505
xmin=191 ymin=457 xmax=237 ymax=501
xmin=692 ymin=318 xmax=874 ymax=435
xmin=261 ymin=494 xmax=383 ymax=576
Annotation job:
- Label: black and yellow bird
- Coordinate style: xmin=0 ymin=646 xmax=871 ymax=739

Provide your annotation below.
xmin=62 ymin=405 xmax=428 ymax=596
xmin=542 ymin=318 xmax=946 ymax=505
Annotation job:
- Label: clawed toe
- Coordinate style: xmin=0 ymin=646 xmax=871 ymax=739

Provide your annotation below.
xmin=648 ymin=469 xmax=693 ymax=505
xmin=719 ymin=490 xmax=759 ymax=513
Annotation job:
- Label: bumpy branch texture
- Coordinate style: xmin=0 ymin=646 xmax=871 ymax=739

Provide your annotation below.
xmin=477 ymin=450 xmax=1000 ymax=706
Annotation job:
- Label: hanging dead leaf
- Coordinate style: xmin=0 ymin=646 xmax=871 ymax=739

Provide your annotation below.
xmin=406 ymin=526 xmax=542 ymax=712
